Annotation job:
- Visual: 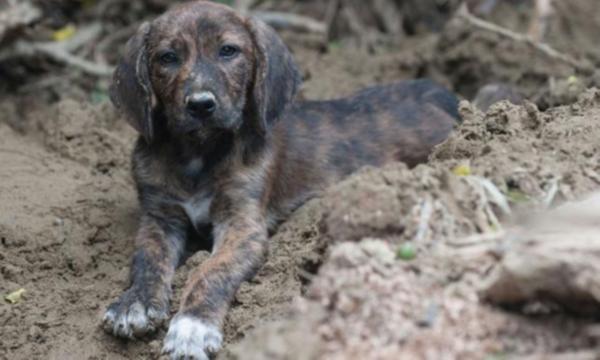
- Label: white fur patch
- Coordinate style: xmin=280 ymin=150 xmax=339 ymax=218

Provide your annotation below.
xmin=184 ymin=158 xmax=204 ymax=176
xmin=181 ymin=192 xmax=213 ymax=230
xmin=162 ymin=315 xmax=223 ymax=360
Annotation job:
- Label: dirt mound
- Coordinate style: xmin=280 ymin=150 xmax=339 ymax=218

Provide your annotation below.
xmin=227 ymin=90 xmax=600 ymax=360
xmin=434 ymin=93 xmax=600 ymax=203
xmin=480 ymin=191 xmax=600 ymax=315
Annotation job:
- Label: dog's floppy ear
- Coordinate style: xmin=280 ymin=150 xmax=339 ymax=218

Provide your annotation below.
xmin=110 ymin=22 xmax=156 ymax=143
xmin=246 ymin=18 xmax=301 ymax=135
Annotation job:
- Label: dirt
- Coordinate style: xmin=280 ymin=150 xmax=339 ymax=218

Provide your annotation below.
xmin=480 ymin=192 xmax=600 ymax=315
xmin=2 ymin=1 xmax=600 ymax=359
xmin=227 ymin=90 xmax=600 ymax=360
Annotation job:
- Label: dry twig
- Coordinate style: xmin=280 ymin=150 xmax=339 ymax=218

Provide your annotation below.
xmin=94 ymin=22 xmax=140 ymax=64
xmin=234 ymin=0 xmax=255 ymax=15
xmin=446 ymin=230 xmax=506 ymax=248
xmin=252 ymin=11 xmax=327 ymax=35
xmin=528 ymin=0 xmax=553 ymax=41
xmin=413 ymin=198 xmax=433 ymax=243
xmin=232 ymin=0 xmax=327 ymax=36
xmin=457 ymin=3 xmax=593 ymax=75
xmin=0 ymin=23 xmax=112 ymax=77
xmin=25 ymin=43 xmax=113 ymax=77
xmin=324 ymin=0 xmax=341 ymax=40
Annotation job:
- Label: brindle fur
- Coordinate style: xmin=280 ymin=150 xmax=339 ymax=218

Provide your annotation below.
xmin=103 ymin=1 xmax=459 ymax=357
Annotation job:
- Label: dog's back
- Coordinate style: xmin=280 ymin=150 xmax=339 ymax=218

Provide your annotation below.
xmin=268 ymin=79 xmax=460 ymax=218
xmin=282 ymin=79 xmax=458 ymax=171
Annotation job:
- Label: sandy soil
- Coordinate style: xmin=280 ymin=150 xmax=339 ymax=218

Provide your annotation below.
xmin=227 ymin=92 xmax=600 ymax=360
xmin=1 ymin=1 xmax=600 ymax=359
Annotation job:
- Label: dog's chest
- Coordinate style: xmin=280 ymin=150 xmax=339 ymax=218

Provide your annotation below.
xmin=178 ymin=158 xmax=214 ymax=228
xmin=181 ymin=191 xmax=213 ymax=229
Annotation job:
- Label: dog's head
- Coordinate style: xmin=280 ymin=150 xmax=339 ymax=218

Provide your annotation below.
xmin=111 ymin=1 xmax=301 ymax=143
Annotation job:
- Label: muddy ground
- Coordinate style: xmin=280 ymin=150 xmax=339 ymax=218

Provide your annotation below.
xmin=2 ymin=0 xmax=600 ymax=359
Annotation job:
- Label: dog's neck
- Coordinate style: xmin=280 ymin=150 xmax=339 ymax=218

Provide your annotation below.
xmin=174 ymin=131 xmax=234 ymax=171
xmin=141 ymin=121 xmax=272 ymax=193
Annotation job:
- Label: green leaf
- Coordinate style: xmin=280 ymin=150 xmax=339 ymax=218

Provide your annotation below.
xmin=5 ymin=288 xmax=26 ymax=304
xmin=90 ymin=90 xmax=110 ymax=104
xmin=452 ymin=164 xmax=471 ymax=176
xmin=328 ymin=41 xmax=342 ymax=51
xmin=212 ymin=0 xmax=235 ymax=5
xmin=506 ymin=189 xmax=529 ymax=203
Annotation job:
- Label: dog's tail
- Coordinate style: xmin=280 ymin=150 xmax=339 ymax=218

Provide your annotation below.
xmin=473 ymin=83 xmax=524 ymax=112
xmin=412 ymin=79 xmax=461 ymax=122
xmin=418 ymin=80 xmax=524 ymax=119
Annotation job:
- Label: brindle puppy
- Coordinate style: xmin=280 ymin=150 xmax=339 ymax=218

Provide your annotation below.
xmin=102 ymin=1 xmax=460 ymax=358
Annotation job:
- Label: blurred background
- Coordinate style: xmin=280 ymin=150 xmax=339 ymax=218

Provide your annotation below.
xmin=1 ymin=0 xmax=599 ymax=112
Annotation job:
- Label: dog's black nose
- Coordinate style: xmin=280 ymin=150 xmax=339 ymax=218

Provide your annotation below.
xmin=186 ymin=92 xmax=217 ymax=117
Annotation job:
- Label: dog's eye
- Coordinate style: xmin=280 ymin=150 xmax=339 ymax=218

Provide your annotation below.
xmin=159 ymin=52 xmax=179 ymax=66
xmin=219 ymin=45 xmax=239 ymax=59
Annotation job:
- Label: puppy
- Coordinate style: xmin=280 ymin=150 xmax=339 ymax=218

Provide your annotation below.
xmin=102 ymin=1 xmax=460 ymax=358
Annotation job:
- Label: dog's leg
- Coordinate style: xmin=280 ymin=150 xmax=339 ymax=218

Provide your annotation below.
xmin=162 ymin=201 xmax=267 ymax=359
xmin=103 ymin=215 xmax=186 ymax=338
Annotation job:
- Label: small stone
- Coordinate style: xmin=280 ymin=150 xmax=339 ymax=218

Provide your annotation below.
xmin=416 ymin=302 xmax=439 ymax=327
xmin=28 ymin=325 xmax=42 ymax=340
xmin=360 ymin=239 xmax=395 ymax=265
xmin=396 ymin=243 xmax=417 ymax=261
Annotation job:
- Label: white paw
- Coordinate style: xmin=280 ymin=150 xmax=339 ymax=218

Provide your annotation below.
xmin=162 ymin=315 xmax=223 ymax=360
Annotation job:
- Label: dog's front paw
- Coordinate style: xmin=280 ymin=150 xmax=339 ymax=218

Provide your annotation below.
xmin=162 ymin=314 xmax=223 ymax=360
xmin=102 ymin=287 xmax=169 ymax=339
